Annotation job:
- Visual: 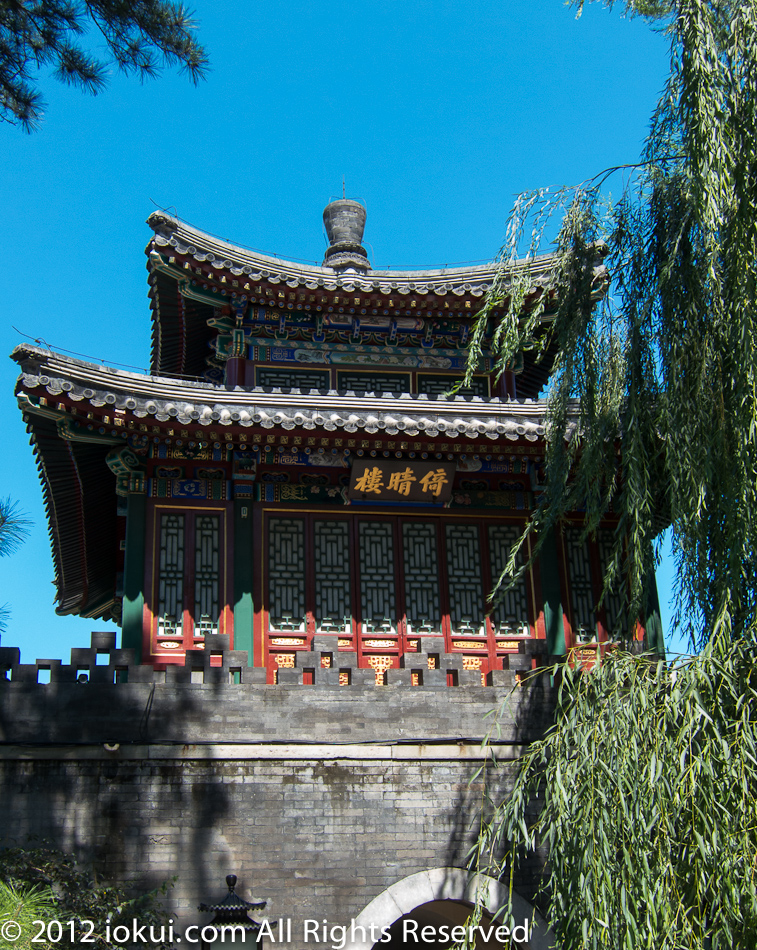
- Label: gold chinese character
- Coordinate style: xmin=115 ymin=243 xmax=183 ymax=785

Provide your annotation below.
xmin=387 ymin=467 xmax=416 ymax=496
xmin=419 ymin=468 xmax=449 ymax=497
xmin=354 ymin=466 xmax=384 ymax=494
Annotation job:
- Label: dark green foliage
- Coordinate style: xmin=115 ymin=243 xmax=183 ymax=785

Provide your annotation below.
xmin=0 ymin=845 xmax=174 ymax=949
xmin=475 ymin=637 xmax=757 ymax=949
xmin=0 ymin=1 xmax=208 ymax=131
xmin=467 ymin=0 xmax=757 ymax=650
xmin=0 ymin=497 xmax=30 ymax=559
xmin=0 ymin=497 xmax=31 ymax=634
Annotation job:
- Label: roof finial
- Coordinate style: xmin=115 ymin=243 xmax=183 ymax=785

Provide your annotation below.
xmin=322 ymin=196 xmax=370 ymax=273
xmin=342 ymin=176 xmax=346 ymax=199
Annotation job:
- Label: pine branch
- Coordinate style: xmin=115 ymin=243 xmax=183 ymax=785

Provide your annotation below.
xmin=0 ymin=0 xmax=208 ymax=130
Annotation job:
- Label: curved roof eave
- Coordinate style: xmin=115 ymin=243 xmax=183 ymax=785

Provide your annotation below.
xmin=13 ymin=345 xmax=577 ymax=444
xmin=146 ymin=211 xmax=557 ymax=298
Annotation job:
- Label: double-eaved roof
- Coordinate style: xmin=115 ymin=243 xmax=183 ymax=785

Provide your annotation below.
xmin=12 ymin=206 xmax=580 ymax=624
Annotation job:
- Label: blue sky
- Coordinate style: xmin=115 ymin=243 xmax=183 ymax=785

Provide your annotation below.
xmin=0 ymin=0 xmax=685 ymax=661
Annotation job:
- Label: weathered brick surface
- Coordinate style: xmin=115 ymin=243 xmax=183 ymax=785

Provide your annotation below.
xmin=0 ymin=678 xmax=556 ymax=745
xmin=0 ymin=757 xmax=535 ymax=938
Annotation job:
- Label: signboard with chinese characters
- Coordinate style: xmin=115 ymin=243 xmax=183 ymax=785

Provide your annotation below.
xmin=348 ymin=461 xmax=456 ymax=503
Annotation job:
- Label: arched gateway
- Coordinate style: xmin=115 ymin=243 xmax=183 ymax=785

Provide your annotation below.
xmin=347 ymin=869 xmax=552 ymax=950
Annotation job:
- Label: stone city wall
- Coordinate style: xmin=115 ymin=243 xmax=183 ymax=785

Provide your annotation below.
xmin=0 ymin=634 xmax=556 ymax=944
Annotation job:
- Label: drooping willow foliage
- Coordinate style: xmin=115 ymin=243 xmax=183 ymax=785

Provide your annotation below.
xmin=462 ymin=3 xmax=757 ymax=946
xmin=473 ymin=633 xmax=757 ymax=950
xmin=465 ymin=0 xmax=757 ymax=650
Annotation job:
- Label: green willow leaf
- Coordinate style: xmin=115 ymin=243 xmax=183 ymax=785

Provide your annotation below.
xmin=468 ymin=0 xmax=757 ymax=652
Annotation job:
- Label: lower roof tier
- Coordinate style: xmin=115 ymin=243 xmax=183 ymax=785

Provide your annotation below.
xmin=12 ymin=344 xmax=578 ymax=625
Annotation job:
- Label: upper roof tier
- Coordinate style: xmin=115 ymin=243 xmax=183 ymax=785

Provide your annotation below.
xmin=144 ymin=208 xmax=577 ymax=393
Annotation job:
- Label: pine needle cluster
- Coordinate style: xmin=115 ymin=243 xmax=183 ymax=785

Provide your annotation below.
xmin=0 ymin=1 xmax=208 ymax=130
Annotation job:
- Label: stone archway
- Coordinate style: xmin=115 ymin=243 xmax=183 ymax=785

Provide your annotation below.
xmin=344 ymin=868 xmax=553 ymax=950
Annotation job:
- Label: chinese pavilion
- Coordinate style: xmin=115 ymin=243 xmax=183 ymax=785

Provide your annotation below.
xmin=11 ymin=199 xmax=663 ymax=683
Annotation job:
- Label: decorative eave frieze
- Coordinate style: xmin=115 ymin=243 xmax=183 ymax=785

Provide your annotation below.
xmin=14 ymin=345 xmax=569 ymax=442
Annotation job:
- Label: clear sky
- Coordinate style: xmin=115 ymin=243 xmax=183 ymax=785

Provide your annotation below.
xmin=0 ymin=0 xmax=685 ymax=662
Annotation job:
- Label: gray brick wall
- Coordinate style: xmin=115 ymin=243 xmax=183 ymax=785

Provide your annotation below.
xmin=0 ymin=756 xmax=535 ymax=941
xmin=0 ymin=634 xmax=556 ymax=944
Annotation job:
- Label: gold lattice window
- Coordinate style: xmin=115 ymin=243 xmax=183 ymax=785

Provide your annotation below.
xmin=314 ymin=520 xmax=351 ymax=633
xmin=268 ymin=518 xmax=306 ymax=631
xmin=367 ymin=655 xmax=392 ymax=685
xmin=488 ymin=524 xmax=530 ymax=635
xmin=359 ymin=523 xmax=396 ymax=634
xmin=564 ymin=527 xmax=597 ymax=640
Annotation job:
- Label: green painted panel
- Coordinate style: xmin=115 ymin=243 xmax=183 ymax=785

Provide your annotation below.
xmin=233 ymin=500 xmax=254 ymax=664
xmin=122 ymin=493 xmax=146 ymax=662
xmin=539 ymin=529 xmax=566 ymax=656
xmin=645 ymin=568 xmax=666 ymax=658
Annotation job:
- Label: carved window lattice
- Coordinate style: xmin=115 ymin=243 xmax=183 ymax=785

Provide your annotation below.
xmin=417 ymin=375 xmax=489 ymax=397
xmin=157 ymin=514 xmax=184 ymax=636
xmin=256 ymin=367 xmax=330 ymax=390
xmin=402 ymin=522 xmax=441 ymax=633
xmin=445 ymin=524 xmax=484 ymax=634
xmin=268 ymin=518 xmax=306 ymax=630
xmin=314 ymin=520 xmax=351 ymax=632
xmin=358 ymin=522 xmax=396 ymax=633
xmin=194 ymin=515 xmax=220 ymax=636
xmin=337 ymin=372 xmax=410 ymax=394
xmin=597 ymin=528 xmax=626 ymax=638
xmin=488 ymin=524 xmax=529 ymax=633
xmin=565 ymin=527 xmax=596 ymax=638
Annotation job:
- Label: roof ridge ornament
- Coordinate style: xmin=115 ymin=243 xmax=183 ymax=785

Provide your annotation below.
xmin=322 ymin=198 xmax=371 ymax=274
